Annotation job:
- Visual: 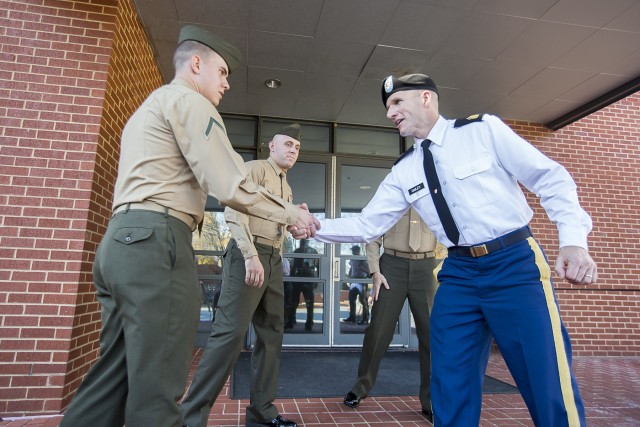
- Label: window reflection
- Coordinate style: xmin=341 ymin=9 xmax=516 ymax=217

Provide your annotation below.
xmin=284 ymin=238 xmax=323 ymax=333
xmin=193 ymin=212 xmax=228 ymax=332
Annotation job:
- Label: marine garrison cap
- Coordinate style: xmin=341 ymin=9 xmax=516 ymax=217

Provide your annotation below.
xmin=178 ymin=25 xmax=242 ymax=73
xmin=275 ymin=123 xmax=301 ymax=141
xmin=381 ymin=73 xmax=439 ymax=106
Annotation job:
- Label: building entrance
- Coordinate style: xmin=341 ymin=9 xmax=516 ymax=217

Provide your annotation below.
xmin=194 ymin=153 xmax=420 ymax=349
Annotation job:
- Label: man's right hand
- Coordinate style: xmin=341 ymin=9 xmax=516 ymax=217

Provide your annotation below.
xmin=372 ymin=272 xmax=389 ymax=301
xmin=290 ymin=203 xmax=321 ymax=239
xmin=245 ymin=256 xmax=264 ymax=287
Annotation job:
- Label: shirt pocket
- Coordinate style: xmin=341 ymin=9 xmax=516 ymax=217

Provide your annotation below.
xmin=404 ymin=183 xmax=442 ymax=229
xmin=452 ymin=154 xmax=500 ymax=207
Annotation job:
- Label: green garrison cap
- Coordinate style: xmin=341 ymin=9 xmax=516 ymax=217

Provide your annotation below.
xmin=178 ymin=25 xmax=242 ymax=73
xmin=275 ymin=123 xmax=301 ymax=141
xmin=381 ymin=73 xmax=439 ymax=105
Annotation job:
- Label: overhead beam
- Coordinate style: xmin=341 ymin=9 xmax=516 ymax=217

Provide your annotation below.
xmin=545 ymin=75 xmax=640 ymax=131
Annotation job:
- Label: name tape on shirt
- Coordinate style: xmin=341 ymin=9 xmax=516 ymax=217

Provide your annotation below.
xmin=408 ymin=182 xmax=425 ymax=195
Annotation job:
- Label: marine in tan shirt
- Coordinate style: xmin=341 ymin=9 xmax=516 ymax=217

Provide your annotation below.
xmin=113 ymin=75 xmax=306 ymax=229
xmin=224 ymin=155 xmax=293 ymax=261
xmin=343 ymin=208 xmax=439 ymax=423
xmin=180 ymin=124 xmax=302 ymax=427
xmin=60 ymin=27 xmax=314 ymax=427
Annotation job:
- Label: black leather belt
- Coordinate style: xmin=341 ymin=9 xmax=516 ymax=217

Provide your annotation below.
xmin=448 ymin=226 xmax=532 ymax=258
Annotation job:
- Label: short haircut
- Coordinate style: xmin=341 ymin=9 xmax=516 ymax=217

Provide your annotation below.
xmin=173 ymin=40 xmax=213 ymax=71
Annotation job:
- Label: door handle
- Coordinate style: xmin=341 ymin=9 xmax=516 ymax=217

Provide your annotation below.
xmin=334 ymin=260 xmax=339 ymax=279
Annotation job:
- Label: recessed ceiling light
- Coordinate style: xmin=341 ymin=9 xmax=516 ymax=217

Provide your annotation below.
xmin=359 ymin=186 xmax=371 ymax=190
xmin=265 ymin=78 xmax=281 ymax=89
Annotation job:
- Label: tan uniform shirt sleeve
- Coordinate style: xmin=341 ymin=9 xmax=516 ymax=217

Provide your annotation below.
xmin=365 ymin=237 xmax=383 ymax=275
xmin=224 ymin=206 xmax=256 ymax=259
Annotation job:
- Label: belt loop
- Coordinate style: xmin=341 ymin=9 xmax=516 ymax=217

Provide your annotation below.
xmin=163 ymin=206 xmax=169 ymax=218
xmin=124 ymin=203 xmax=131 ymax=214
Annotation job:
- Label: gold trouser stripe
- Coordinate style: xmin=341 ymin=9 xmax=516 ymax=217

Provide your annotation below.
xmin=528 ymin=238 xmax=580 ymax=426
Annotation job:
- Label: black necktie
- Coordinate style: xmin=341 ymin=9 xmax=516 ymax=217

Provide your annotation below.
xmin=421 ymin=139 xmax=459 ymax=245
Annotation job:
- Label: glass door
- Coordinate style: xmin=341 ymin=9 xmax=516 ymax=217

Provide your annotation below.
xmin=331 ymin=158 xmax=412 ymax=347
xmin=280 ymin=154 xmax=332 ymax=346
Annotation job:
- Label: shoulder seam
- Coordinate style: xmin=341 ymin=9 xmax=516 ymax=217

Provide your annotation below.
xmin=393 ymin=146 xmax=414 ymax=166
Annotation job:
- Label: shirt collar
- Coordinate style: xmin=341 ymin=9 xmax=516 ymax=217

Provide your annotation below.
xmin=267 ymin=156 xmax=286 ymax=176
xmin=413 ymin=115 xmax=447 ymax=148
xmin=171 ymin=77 xmax=195 ymax=91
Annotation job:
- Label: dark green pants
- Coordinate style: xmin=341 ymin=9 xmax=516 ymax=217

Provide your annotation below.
xmin=181 ymin=239 xmax=285 ymax=427
xmin=60 ymin=209 xmax=200 ymax=427
xmin=351 ymin=253 xmax=438 ymax=410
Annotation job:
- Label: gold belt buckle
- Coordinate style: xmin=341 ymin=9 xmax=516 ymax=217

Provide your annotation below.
xmin=470 ymin=244 xmax=488 ymax=257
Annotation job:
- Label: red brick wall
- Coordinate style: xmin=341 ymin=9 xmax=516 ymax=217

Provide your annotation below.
xmin=60 ymin=0 xmax=163 ymax=411
xmin=507 ymin=92 xmax=640 ymax=356
xmin=0 ymin=0 xmax=162 ymax=416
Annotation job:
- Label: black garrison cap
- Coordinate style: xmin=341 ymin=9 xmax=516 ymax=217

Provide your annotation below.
xmin=381 ymin=73 xmax=439 ymax=105
xmin=275 ymin=123 xmax=301 ymax=141
xmin=178 ymin=25 xmax=242 ymax=73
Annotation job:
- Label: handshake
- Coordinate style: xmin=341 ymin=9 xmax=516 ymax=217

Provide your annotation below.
xmin=288 ymin=203 xmax=320 ymax=239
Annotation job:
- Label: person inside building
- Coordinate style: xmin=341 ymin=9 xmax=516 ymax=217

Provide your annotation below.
xmin=59 ymin=26 xmax=318 ymax=427
xmin=343 ymin=245 xmax=370 ymax=325
xmin=343 ymin=208 xmax=438 ymax=423
xmin=286 ymin=238 xmax=319 ymax=331
xmin=180 ymin=123 xmax=304 ymax=427
xmin=295 ymin=73 xmax=596 ymax=426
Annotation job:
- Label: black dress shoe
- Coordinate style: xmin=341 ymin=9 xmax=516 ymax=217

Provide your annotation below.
xmin=421 ymin=409 xmax=434 ymax=423
xmin=343 ymin=391 xmax=365 ymax=408
xmin=246 ymin=415 xmax=297 ymax=427
xmin=342 ymin=316 xmax=356 ymax=323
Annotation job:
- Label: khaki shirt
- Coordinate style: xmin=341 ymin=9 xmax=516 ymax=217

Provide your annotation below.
xmin=113 ymin=78 xmax=298 ymax=225
xmin=224 ymin=157 xmax=293 ymax=259
xmin=366 ymin=208 xmax=437 ymax=274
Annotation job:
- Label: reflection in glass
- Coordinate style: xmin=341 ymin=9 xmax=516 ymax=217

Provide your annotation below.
xmin=287 ymin=162 xmax=327 ymax=215
xmin=338 ymin=165 xmax=390 ymax=335
xmin=193 ymin=212 xmax=229 ymax=333
xmin=192 ymin=212 xmax=231 ymax=251
xmin=336 ymin=125 xmax=400 ymax=157
xmin=196 ymin=256 xmax=222 ymax=322
xmin=224 ymin=115 xmax=257 ymax=148
xmin=284 ymin=239 xmax=322 ymax=333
